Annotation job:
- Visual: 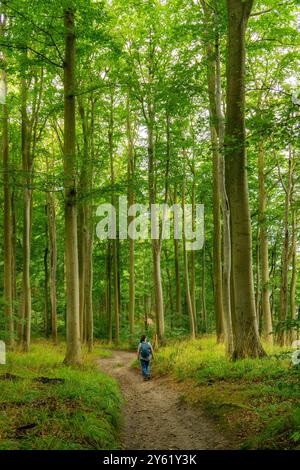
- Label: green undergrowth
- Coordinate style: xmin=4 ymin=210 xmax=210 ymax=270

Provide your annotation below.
xmin=0 ymin=341 xmax=122 ymax=450
xmin=153 ymin=336 xmax=300 ymax=450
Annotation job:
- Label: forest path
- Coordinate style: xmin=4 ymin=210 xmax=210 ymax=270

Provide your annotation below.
xmin=98 ymin=350 xmax=232 ymax=450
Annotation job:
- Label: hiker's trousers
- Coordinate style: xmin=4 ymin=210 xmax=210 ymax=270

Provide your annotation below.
xmin=140 ymin=359 xmax=150 ymax=378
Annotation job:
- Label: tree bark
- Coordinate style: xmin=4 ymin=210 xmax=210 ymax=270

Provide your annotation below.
xmin=127 ymin=95 xmax=135 ymax=340
xmin=63 ymin=8 xmax=81 ymax=365
xmin=173 ymin=183 xmax=182 ymax=325
xmin=225 ymin=0 xmax=265 ymax=358
xmin=108 ymin=94 xmax=120 ymax=345
xmin=202 ymin=1 xmax=233 ymax=353
xmin=1 ymin=13 xmax=14 ymax=348
xmin=258 ymin=140 xmax=273 ymax=344
xmin=290 ymin=209 xmax=297 ymax=342
xmin=48 ymin=190 xmax=58 ymax=344
xmin=182 ymin=163 xmax=196 ymax=339
xmin=21 ymin=76 xmax=32 ymax=353
xmin=148 ymin=102 xmax=165 ymax=342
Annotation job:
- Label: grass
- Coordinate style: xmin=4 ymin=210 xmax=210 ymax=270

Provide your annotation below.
xmin=153 ymin=336 xmax=300 ymax=449
xmin=0 ymin=340 xmax=122 ymax=450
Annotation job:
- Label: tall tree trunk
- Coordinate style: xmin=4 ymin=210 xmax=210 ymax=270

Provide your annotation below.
xmin=147 ymin=103 xmax=165 ymax=342
xmin=190 ymin=159 xmax=197 ymax=334
xmin=278 ymin=146 xmax=293 ymax=346
xmin=258 ymin=140 xmax=273 ymax=344
xmin=21 ymin=76 xmax=32 ymax=353
xmin=1 ymin=14 xmax=14 ymax=348
xmin=63 ymin=8 xmax=81 ymax=365
xmin=85 ymin=97 xmax=95 ymax=353
xmin=47 ymin=147 xmax=58 ymax=345
xmin=78 ymin=97 xmax=94 ymax=351
xmin=44 ymin=212 xmax=49 ymax=337
xmin=127 ymin=95 xmax=135 ymax=340
xmin=201 ymin=234 xmax=207 ymax=333
xmin=290 ymin=209 xmax=298 ymax=342
xmin=164 ymin=247 xmax=175 ymax=329
xmin=182 ymin=163 xmax=196 ymax=339
xmin=48 ymin=190 xmax=58 ymax=344
xmin=202 ymin=1 xmax=233 ymax=353
xmin=202 ymin=0 xmax=224 ymax=343
xmin=255 ymin=225 xmax=261 ymax=326
xmin=173 ymin=183 xmax=182 ymax=325
xmin=225 ymin=0 xmax=265 ymax=358
xmin=78 ymin=199 xmax=85 ymax=342
xmin=108 ymin=94 xmax=120 ymax=345
xmin=106 ymin=242 xmax=113 ymax=343
xmin=11 ymin=190 xmax=17 ymax=334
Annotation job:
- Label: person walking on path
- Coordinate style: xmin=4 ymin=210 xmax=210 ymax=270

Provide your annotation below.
xmin=137 ymin=335 xmax=154 ymax=381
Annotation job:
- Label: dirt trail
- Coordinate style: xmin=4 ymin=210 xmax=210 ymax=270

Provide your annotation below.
xmin=99 ymin=350 xmax=232 ymax=450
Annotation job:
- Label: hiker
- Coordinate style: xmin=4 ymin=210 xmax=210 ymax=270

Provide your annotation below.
xmin=137 ymin=335 xmax=154 ymax=381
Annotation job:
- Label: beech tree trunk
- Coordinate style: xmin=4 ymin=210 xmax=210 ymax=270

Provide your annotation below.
xmin=1 ymin=14 xmax=14 ymax=348
xmin=63 ymin=8 xmax=81 ymax=365
xmin=46 ymin=147 xmax=58 ymax=345
xmin=290 ymin=209 xmax=298 ymax=342
xmin=109 ymin=94 xmax=120 ymax=345
xmin=173 ymin=183 xmax=182 ymax=325
xmin=21 ymin=76 xmax=32 ymax=353
xmin=127 ymin=95 xmax=135 ymax=340
xmin=202 ymin=1 xmax=233 ymax=353
xmin=258 ymin=141 xmax=273 ymax=344
xmin=48 ymin=190 xmax=58 ymax=344
xmin=278 ymin=146 xmax=293 ymax=346
xmin=190 ymin=160 xmax=197 ymax=334
xmin=106 ymin=242 xmax=113 ymax=343
xmin=182 ymin=164 xmax=196 ymax=339
xmin=148 ymin=102 xmax=165 ymax=342
xmin=44 ymin=215 xmax=49 ymax=337
xmin=225 ymin=0 xmax=265 ymax=358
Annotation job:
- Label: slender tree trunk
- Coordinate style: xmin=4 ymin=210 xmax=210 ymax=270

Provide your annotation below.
xmin=147 ymin=103 xmax=164 ymax=342
xmin=202 ymin=2 xmax=233 ymax=353
xmin=201 ymin=235 xmax=207 ymax=332
xmin=21 ymin=76 xmax=32 ymax=353
xmin=63 ymin=8 xmax=81 ymax=365
xmin=190 ymin=160 xmax=197 ymax=334
xmin=47 ymin=147 xmax=58 ymax=345
xmin=225 ymin=0 xmax=265 ymax=358
xmin=290 ymin=210 xmax=298 ymax=342
xmin=173 ymin=183 xmax=182 ymax=325
xmin=255 ymin=225 xmax=261 ymax=327
xmin=202 ymin=0 xmax=224 ymax=343
xmin=106 ymin=242 xmax=112 ymax=343
xmin=108 ymin=94 xmax=120 ymax=345
xmin=270 ymin=236 xmax=278 ymax=320
xmin=278 ymin=146 xmax=293 ymax=346
xmin=258 ymin=141 xmax=273 ymax=344
xmin=164 ymin=247 xmax=175 ymax=329
xmin=78 ymin=98 xmax=94 ymax=351
xmin=48 ymin=190 xmax=58 ymax=344
xmin=1 ymin=17 xmax=14 ymax=348
xmin=78 ymin=199 xmax=85 ymax=342
xmin=44 ymin=212 xmax=49 ymax=337
xmin=85 ymin=98 xmax=95 ymax=353
xmin=127 ymin=95 xmax=135 ymax=340
xmin=182 ymin=164 xmax=196 ymax=339
xmin=11 ymin=190 xmax=17 ymax=305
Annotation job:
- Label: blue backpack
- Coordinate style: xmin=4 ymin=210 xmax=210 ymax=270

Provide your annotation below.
xmin=140 ymin=342 xmax=150 ymax=360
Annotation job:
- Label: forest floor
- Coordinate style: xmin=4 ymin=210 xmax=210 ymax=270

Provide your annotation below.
xmin=98 ymin=350 xmax=233 ymax=450
xmin=0 ymin=342 xmax=121 ymax=450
